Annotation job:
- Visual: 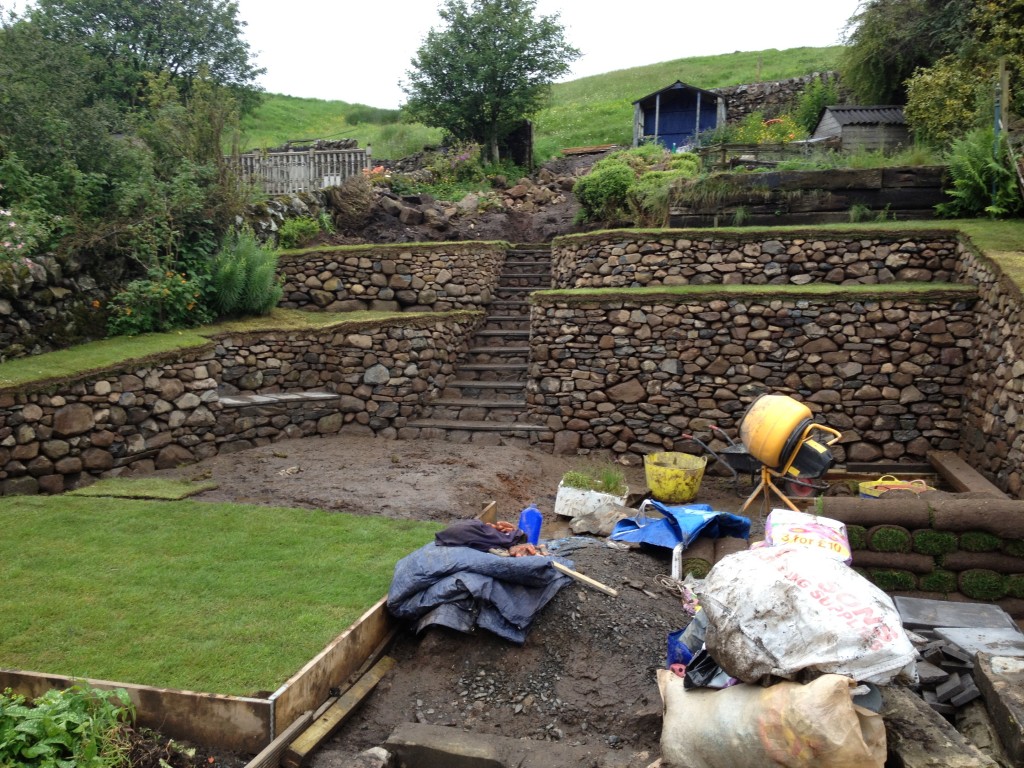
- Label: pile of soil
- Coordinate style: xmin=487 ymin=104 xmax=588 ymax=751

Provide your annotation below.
xmin=148 ymin=433 xmax=755 ymax=767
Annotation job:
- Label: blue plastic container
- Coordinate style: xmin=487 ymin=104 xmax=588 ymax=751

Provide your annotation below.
xmin=517 ymin=506 xmax=543 ymax=545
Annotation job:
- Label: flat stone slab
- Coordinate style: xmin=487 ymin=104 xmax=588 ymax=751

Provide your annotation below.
xmin=881 ymin=685 xmax=997 ymax=767
xmin=935 ymin=628 xmax=1024 ymax=658
xmin=384 ymin=722 xmax=638 ymax=768
xmin=894 ymin=596 xmax=1018 ymax=631
xmin=975 ymin=654 xmax=1024 ymax=766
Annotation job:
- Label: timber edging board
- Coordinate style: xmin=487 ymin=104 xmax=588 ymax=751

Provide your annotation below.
xmin=0 ymin=596 xmax=396 ymax=755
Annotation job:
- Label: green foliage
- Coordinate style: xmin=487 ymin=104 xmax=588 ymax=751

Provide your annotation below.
xmin=711 ymin=112 xmax=807 ymax=145
xmin=918 ymin=569 xmax=958 ymax=594
xmin=912 ymin=529 xmax=958 ymax=556
xmin=573 ymin=160 xmax=635 ymax=222
xmin=958 ymin=531 xmax=1003 ymax=553
xmin=402 ymin=0 xmax=580 ymax=162
xmin=959 ymin=568 xmax=1007 ymax=600
xmin=28 ymin=0 xmax=264 ymax=111
xmin=209 ymin=228 xmax=283 ymax=318
xmin=277 ymin=217 xmax=322 ymax=249
xmin=627 ymin=169 xmax=698 ymax=227
xmin=794 ymin=76 xmax=840 ymax=134
xmin=867 ymin=525 xmax=912 ymax=553
xmin=936 ymin=127 xmax=1024 ymax=219
xmin=106 ymin=267 xmax=213 ymax=336
xmin=0 ymin=684 xmax=133 ymax=768
xmin=839 ymin=0 xmax=970 ymax=104
xmin=868 ymin=568 xmax=917 ymax=591
xmin=425 ymin=142 xmax=486 ymax=184
xmin=561 ymin=466 xmax=627 ymax=496
xmin=846 ymin=524 xmax=867 ymax=550
xmin=904 ymin=56 xmax=989 ymax=149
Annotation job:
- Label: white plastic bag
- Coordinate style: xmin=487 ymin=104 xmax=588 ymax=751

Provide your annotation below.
xmin=697 ymin=545 xmax=917 ymax=685
xmin=658 ymin=670 xmax=886 ymax=768
xmin=764 ymin=507 xmax=852 ymax=564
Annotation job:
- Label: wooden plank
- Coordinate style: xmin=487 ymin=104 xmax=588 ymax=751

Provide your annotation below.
xmin=551 ymin=561 xmax=618 ymax=596
xmin=0 ymin=669 xmax=271 ymax=754
xmin=477 ymin=500 xmax=497 ymax=524
xmin=928 ymin=450 xmax=1008 ymax=498
xmin=270 ymin=597 xmax=394 ymax=738
xmin=282 ymin=657 xmax=396 ymax=768
xmin=245 ymin=710 xmax=313 ymax=768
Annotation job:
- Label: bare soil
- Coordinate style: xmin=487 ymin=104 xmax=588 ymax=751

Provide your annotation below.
xmin=149 ymin=433 xmax=754 ymax=767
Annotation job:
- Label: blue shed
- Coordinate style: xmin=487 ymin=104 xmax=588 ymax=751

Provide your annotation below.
xmin=632 ymin=81 xmax=727 ymax=150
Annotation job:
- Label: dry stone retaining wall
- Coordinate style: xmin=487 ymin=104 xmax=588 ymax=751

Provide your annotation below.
xmin=278 ymin=242 xmax=506 ymax=313
xmin=551 ymin=231 xmax=959 ymax=289
xmin=0 ymin=315 xmax=478 ymax=495
xmin=528 ymin=290 xmax=975 ymax=464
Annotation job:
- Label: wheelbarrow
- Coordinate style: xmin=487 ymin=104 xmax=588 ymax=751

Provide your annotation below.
xmin=680 ymin=429 xmax=760 ymax=496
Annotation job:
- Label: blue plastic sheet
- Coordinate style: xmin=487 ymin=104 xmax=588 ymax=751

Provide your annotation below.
xmin=609 ymin=500 xmax=750 ymax=549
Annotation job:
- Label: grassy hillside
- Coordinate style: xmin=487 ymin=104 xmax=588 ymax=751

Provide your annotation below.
xmin=238 ymin=45 xmax=844 ymax=163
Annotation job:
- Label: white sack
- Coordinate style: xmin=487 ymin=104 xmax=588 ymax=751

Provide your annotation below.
xmin=697 ymin=545 xmax=917 ymax=685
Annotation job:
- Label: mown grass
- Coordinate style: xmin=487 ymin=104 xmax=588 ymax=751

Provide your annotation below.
xmin=0 ymin=309 xmax=418 ymax=391
xmin=0 ymin=496 xmax=440 ymax=695
xmin=240 ymin=46 xmax=844 ymax=161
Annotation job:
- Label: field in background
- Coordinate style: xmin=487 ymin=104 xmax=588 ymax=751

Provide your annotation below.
xmin=238 ymin=46 xmax=844 ymax=162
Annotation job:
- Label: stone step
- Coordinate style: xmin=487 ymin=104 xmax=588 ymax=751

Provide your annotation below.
xmin=468 ymin=345 xmax=528 ymax=354
xmin=405 ymin=418 xmax=546 ymax=432
xmin=430 ymin=398 xmax=525 ymax=408
xmin=474 ymin=329 xmax=529 ymax=338
xmin=459 ymin=362 xmax=527 ymax=372
xmin=443 ymin=379 xmax=524 ymax=391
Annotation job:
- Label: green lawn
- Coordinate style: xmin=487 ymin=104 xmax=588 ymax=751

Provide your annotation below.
xmin=0 ymin=496 xmax=440 ymax=696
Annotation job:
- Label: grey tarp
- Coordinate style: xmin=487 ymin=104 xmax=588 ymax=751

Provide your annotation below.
xmin=387 ymin=542 xmax=574 ymax=644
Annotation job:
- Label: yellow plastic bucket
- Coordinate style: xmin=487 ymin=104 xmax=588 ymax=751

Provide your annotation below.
xmin=644 ymin=452 xmax=707 ymax=504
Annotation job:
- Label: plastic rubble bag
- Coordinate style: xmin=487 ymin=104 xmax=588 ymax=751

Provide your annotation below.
xmin=657 ymin=669 xmax=886 ymax=768
xmin=696 ymin=545 xmax=917 ymax=685
xmin=764 ymin=507 xmax=852 ymax=564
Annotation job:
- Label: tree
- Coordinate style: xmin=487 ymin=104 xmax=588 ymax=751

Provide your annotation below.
xmin=27 ymin=0 xmax=264 ymax=112
xmin=839 ymin=0 xmax=971 ymax=104
xmin=402 ymin=0 xmax=580 ymax=163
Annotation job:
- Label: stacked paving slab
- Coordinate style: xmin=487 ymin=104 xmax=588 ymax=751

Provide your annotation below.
xmin=405 ymin=245 xmax=551 ymax=444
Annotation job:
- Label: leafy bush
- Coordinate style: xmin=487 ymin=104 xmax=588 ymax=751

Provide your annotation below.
xmin=936 ymin=127 xmax=1024 ymax=219
xmin=904 ymin=56 xmax=989 ymax=149
xmin=0 ymin=684 xmax=133 ymax=768
xmin=794 ymin=77 xmax=840 ymax=133
xmin=573 ymin=160 xmax=635 ymax=222
xmin=107 ymin=268 xmax=212 ymax=336
xmin=627 ymin=165 xmax=701 ymax=226
xmin=277 ymin=216 xmax=321 ymax=249
xmin=426 ymin=142 xmax=485 ymax=184
xmin=730 ymin=112 xmax=807 ymax=144
xmin=209 ymin=228 xmax=283 ymax=318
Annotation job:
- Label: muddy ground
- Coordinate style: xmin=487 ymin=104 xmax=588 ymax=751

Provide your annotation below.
xmin=150 ymin=433 xmax=758 ymax=767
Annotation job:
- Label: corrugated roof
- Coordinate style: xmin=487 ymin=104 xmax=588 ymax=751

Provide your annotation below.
xmin=824 ymin=106 xmax=906 ymax=126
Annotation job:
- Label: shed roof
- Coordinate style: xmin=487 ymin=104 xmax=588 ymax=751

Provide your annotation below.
xmin=633 ymin=80 xmax=724 ymax=105
xmin=821 ymin=105 xmax=906 ymax=126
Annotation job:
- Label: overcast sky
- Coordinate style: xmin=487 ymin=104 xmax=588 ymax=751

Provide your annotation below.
xmin=236 ymin=0 xmax=863 ymax=108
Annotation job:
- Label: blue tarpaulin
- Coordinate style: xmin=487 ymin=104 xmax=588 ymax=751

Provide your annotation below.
xmin=609 ymin=500 xmax=750 ymax=549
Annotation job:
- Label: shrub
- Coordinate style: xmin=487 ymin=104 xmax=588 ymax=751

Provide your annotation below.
xmin=936 ymin=127 xmax=1024 ymax=219
xmin=794 ymin=77 xmax=840 ymax=134
xmin=905 ymin=56 xmax=988 ymax=149
xmin=107 ymin=268 xmax=212 ymax=336
xmin=209 ymin=228 xmax=283 ymax=318
xmin=730 ymin=112 xmax=807 ymax=144
xmin=0 ymin=684 xmax=133 ymax=768
xmin=277 ymin=216 xmax=321 ymax=249
xmin=573 ymin=160 xmax=635 ymax=222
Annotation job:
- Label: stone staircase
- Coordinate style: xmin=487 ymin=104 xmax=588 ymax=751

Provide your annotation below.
xmin=405 ymin=245 xmax=551 ymax=443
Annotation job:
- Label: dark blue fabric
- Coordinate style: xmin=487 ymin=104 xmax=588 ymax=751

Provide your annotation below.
xmin=387 ymin=542 xmax=573 ymax=644
xmin=609 ymin=500 xmax=751 ymax=549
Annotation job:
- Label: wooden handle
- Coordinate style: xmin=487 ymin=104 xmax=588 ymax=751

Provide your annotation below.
xmin=551 ymin=560 xmax=618 ymax=597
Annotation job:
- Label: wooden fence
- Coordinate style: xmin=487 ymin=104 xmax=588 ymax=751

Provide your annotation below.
xmin=231 ymin=148 xmax=372 ymax=195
